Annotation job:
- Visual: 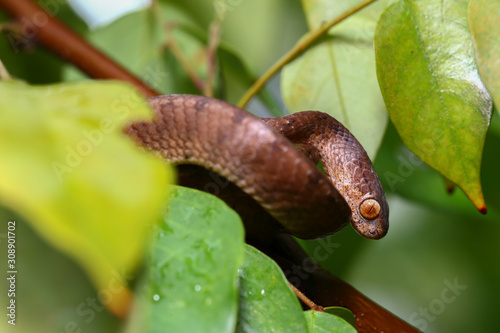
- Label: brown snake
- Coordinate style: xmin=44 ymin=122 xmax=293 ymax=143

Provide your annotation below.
xmin=126 ymin=95 xmax=389 ymax=240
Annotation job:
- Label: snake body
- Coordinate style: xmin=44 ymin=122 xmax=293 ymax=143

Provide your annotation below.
xmin=126 ymin=95 xmax=389 ymax=239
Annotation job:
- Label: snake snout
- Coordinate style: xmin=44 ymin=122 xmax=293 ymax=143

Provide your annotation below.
xmin=352 ymin=218 xmax=388 ymax=239
xmin=365 ymin=220 xmax=388 ymax=239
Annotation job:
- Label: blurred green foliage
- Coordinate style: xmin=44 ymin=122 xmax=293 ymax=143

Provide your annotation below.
xmin=1 ymin=0 xmax=499 ymax=332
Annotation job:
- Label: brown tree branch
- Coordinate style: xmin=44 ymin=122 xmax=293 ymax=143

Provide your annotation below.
xmin=0 ymin=0 xmax=159 ymax=97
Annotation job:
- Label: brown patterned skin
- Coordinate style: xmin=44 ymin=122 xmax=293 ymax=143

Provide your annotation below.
xmin=262 ymin=113 xmax=389 ymax=239
xmin=126 ymin=95 xmax=388 ymax=239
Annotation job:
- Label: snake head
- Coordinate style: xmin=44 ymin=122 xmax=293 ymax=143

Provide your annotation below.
xmin=350 ymin=194 xmax=389 ymax=239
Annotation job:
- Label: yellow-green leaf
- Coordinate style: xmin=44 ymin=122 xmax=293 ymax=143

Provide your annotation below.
xmin=375 ymin=0 xmax=492 ymax=212
xmin=0 ymin=80 xmax=172 ymax=315
xmin=300 ymin=0 xmax=383 ymax=30
xmin=469 ymin=0 xmax=500 ymax=114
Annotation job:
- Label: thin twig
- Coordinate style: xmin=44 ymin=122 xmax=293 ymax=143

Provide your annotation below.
xmin=288 ymin=282 xmax=324 ymax=312
xmin=237 ymin=0 xmax=378 ymax=108
xmin=0 ymin=21 xmax=22 ymax=35
xmin=163 ymin=23 xmax=205 ymax=92
xmin=203 ymin=20 xmax=221 ymax=97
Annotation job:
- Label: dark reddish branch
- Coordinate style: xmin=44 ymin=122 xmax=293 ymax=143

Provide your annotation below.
xmin=0 ymin=0 xmax=159 ymax=97
xmin=271 ymin=235 xmax=421 ymax=333
xmin=0 ymin=2 xmax=419 ymax=332
xmin=307 ymin=267 xmax=419 ymax=332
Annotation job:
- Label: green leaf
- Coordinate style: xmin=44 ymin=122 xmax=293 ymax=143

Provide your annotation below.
xmin=375 ymin=0 xmax=492 ymax=212
xmin=324 ymin=307 xmax=356 ymax=328
xmin=304 ymin=310 xmax=357 ymax=333
xmin=282 ymin=0 xmax=391 ymax=158
xmin=138 ymin=186 xmax=245 ymax=333
xmin=469 ymin=0 xmax=500 ymax=114
xmin=0 ymin=80 xmax=172 ymax=315
xmin=218 ymin=45 xmax=283 ymax=116
xmin=236 ymin=245 xmax=308 ymax=333
xmin=218 ymin=45 xmax=256 ymax=105
xmin=300 ymin=0 xmax=382 ymax=30
xmin=374 ymin=122 xmax=500 ymax=224
xmin=63 ymin=9 xmax=160 ymax=82
xmin=63 ymin=6 xmax=204 ymax=95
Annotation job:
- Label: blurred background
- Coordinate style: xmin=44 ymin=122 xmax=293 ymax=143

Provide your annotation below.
xmin=1 ymin=0 xmax=499 ymax=332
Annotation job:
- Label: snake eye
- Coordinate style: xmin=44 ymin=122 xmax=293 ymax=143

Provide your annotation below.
xmin=359 ymin=198 xmax=381 ymax=220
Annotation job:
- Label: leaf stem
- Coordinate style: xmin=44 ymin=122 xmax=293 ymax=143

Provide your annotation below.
xmin=163 ymin=23 xmax=205 ymax=92
xmin=203 ymin=20 xmax=221 ymax=97
xmin=0 ymin=59 xmax=12 ymax=80
xmin=236 ymin=0 xmax=378 ymax=108
xmin=0 ymin=21 xmax=22 ymax=36
xmin=288 ymin=282 xmax=324 ymax=312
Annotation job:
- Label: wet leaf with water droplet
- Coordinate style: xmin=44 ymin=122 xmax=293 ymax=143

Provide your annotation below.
xmin=236 ymin=245 xmax=307 ymax=333
xmin=132 ymin=186 xmax=245 ymax=332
